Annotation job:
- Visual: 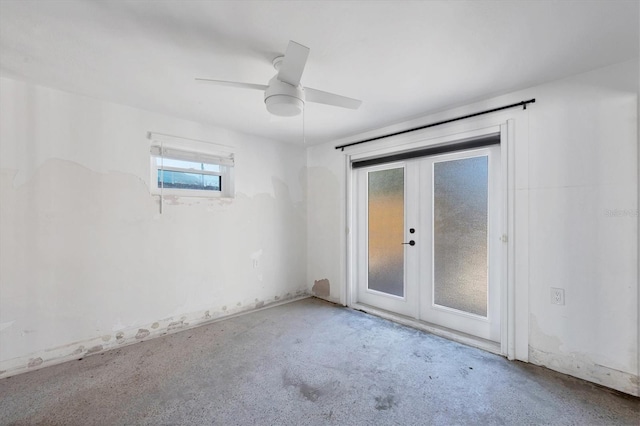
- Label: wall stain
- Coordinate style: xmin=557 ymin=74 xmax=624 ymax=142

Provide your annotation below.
xmin=312 ymin=279 xmax=330 ymax=297
xmin=151 ymin=322 xmax=160 ymax=329
xmin=167 ymin=321 xmax=183 ymax=331
xmin=135 ymin=329 xmax=150 ymax=339
xmin=27 ymin=357 xmax=43 ymax=368
xmin=1 ymin=158 xmax=310 ymax=379
xmin=204 ymin=310 xmax=211 ymax=319
xmin=86 ymin=345 xmax=103 ymax=354
xmin=71 ymin=346 xmax=85 ymax=355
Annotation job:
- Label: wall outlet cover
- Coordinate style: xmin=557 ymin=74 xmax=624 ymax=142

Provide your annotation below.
xmin=551 ymin=287 xmax=565 ymax=305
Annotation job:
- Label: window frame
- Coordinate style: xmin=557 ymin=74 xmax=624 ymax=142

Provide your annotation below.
xmin=149 ymin=145 xmax=234 ymax=199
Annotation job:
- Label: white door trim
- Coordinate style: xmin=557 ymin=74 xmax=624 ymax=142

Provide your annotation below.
xmin=343 ymin=114 xmax=529 ymax=360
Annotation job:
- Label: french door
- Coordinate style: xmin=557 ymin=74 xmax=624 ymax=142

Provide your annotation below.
xmin=355 ymin=146 xmax=501 ymax=342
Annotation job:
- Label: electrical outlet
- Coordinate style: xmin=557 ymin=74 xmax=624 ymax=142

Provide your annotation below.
xmin=551 ymin=288 xmax=565 ymax=305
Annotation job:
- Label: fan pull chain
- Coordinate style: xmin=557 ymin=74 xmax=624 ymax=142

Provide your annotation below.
xmin=159 ymin=138 xmax=164 ymax=214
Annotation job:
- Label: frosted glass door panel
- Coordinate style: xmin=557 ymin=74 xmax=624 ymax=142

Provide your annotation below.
xmin=433 ymin=156 xmax=488 ymax=316
xmin=368 ymin=168 xmax=404 ymax=297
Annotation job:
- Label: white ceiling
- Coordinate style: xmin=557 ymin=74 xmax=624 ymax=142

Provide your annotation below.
xmin=1 ymin=0 xmax=638 ymax=145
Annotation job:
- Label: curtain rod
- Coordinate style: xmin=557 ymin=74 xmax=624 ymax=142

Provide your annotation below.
xmin=335 ymin=98 xmax=536 ymax=151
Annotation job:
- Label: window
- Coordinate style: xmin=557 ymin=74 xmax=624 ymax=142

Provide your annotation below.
xmin=149 ymin=137 xmax=234 ymax=198
xmin=155 ymin=157 xmax=222 ymax=192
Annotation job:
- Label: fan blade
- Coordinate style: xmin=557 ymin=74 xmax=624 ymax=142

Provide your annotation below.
xmin=277 ymin=41 xmax=310 ymax=87
xmin=195 ymin=78 xmax=268 ymax=91
xmin=305 ymin=87 xmax=362 ymax=110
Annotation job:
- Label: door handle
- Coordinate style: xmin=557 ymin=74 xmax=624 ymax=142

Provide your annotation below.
xmin=402 ymin=240 xmax=416 ymax=246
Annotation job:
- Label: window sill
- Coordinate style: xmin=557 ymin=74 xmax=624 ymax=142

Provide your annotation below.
xmin=151 ymin=192 xmax=235 ymax=200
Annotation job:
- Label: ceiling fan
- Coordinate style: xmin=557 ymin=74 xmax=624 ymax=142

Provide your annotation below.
xmin=196 ymin=40 xmax=362 ymax=117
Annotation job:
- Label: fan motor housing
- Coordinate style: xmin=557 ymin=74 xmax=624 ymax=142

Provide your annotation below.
xmin=265 ymin=76 xmax=305 ymax=117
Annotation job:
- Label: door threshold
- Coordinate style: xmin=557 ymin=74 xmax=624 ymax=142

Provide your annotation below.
xmin=351 ymin=302 xmax=502 ymax=356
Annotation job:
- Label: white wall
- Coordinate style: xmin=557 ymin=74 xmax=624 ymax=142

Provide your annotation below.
xmin=307 ymin=60 xmax=639 ymax=396
xmin=1 ymin=59 xmax=637 ymax=396
xmin=0 ymin=77 xmax=307 ymax=375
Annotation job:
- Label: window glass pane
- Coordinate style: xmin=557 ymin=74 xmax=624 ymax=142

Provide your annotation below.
xmin=201 ymin=163 xmax=221 ymax=172
xmin=368 ymin=168 xmax=404 ymax=297
xmin=155 ymin=157 xmax=221 ymax=172
xmin=433 ymin=156 xmax=488 ymax=316
xmin=202 ymin=174 xmax=222 ymax=190
xmin=157 ymin=170 xmax=221 ymax=191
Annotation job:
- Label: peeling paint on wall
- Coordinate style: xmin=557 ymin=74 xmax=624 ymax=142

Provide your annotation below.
xmin=1 ymin=102 xmax=306 ymax=368
xmin=0 ymin=292 xmax=309 ymax=379
xmin=86 ymin=345 xmax=103 ymax=354
xmin=27 ymin=357 xmax=43 ymax=368
xmin=167 ymin=321 xmax=185 ymax=331
xmin=135 ymin=329 xmax=150 ymax=340
xmin=0 ymin=78 xmax=308 ymax=378
xmin=529 ymin=315 xmax=639 ymax=396
xmin=0 ymin=161 xmax=307 ymax=365
xmin=312 ymin=279 xmax=330 ymax=298
xmin=306 ymin=166 xmax=341 ymax=302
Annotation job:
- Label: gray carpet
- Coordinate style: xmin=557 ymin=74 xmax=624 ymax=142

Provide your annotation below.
xmin=0 ymin=297 xmax=637 ymax=425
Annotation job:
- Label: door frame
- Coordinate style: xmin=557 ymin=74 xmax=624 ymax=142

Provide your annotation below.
xmin=343 ymin=115 xmax=528 ymax=361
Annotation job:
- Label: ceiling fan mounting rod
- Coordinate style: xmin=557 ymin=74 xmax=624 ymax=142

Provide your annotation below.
xmin=272 ymin=56 xmax=284 ymax=71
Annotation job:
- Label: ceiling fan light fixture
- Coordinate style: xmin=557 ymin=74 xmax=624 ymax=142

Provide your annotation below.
xmin=197 ymin=40 xmax=362 ymax=118
xmin=265 ymin=94 xmax=304 ymax=117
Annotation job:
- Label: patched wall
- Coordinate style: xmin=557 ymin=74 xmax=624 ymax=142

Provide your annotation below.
xmin=0 ymin=77 xmax=308 ymax=375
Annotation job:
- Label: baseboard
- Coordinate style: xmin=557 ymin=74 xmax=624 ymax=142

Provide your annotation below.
xmin=350 ymin=302 xmax=503 ymax=356
xmin=351 ymin=303 xmax=639 ymax=397
xmin=0 ymin=293 xmax=310 ymax=380
xmin=529 ymin=347 xmax=639 ymax=397
xmin=310 ymin=294 xmax=343 ymax=306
